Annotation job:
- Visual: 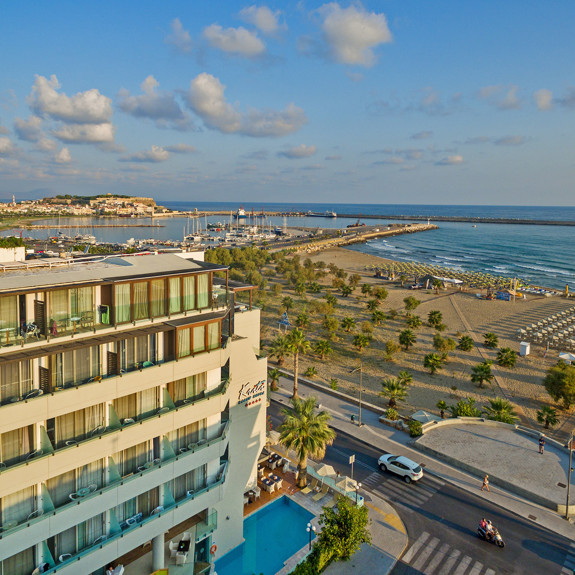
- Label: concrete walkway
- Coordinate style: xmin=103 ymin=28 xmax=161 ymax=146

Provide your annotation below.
xmin=271 ymin=375 xmax=575 ymax=573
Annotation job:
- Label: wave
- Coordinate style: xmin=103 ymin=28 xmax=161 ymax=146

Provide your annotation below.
xmin=515 ymin=263 xmax=573 ymax=277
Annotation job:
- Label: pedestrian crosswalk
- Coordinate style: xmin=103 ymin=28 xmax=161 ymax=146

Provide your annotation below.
xmin=402 ymin=531 xmax=496 ymax=575
xmin=362 ymin=470 xmax=445 ymax=508
xmin=561 ymin=541 xmax=575 ymax=574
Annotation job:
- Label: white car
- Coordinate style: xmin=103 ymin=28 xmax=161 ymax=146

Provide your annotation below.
xmin=378 ymin=454 xmax=423 ymax=483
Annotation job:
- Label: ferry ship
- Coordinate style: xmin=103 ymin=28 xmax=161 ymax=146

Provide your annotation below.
xmin=306 ymin=210 xmax=337 ymax=218
xmin=234 ymin=206 xmax=247 ymax=219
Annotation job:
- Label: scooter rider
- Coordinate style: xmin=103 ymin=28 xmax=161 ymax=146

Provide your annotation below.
xmin=485 ymin=520 xmax=494 ymax=540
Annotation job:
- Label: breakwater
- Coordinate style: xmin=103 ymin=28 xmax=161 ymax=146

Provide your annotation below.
xmin=23 ymin=224 xmax=165 ymax=229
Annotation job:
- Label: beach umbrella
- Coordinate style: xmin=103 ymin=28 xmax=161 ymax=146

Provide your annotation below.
xmin=335 ymin=476 xmax=358 ymax=492
xmin=316 ymin=463 xmax=336 ymax=477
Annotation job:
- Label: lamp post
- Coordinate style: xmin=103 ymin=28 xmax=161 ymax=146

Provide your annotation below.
xmin=566 ymin=432 xmax=574 ymax=520
xmin=350 ymin=360 xmax=363 ymax=427
xmin=355 ymin=482 xmax=362 ymax=505
xmin=306 ymin=522 xmax=316 ymax=550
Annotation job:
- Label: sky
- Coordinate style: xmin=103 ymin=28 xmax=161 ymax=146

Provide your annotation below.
xmin=1 ymin=1 xmax=574 ymax=205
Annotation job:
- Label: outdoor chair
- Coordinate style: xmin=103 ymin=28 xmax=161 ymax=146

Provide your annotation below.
xmin=313 ymin=484 xmax=330 ymax=502
xmin=301 ymin=478 xmax=318 ymax=494
xmin=169 ymin=540 xmax=179 ymax=558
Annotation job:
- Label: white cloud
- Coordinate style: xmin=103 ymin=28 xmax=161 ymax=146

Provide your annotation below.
xmin=318 ymin=3 xmax=392 ymax=67
xmin=239 ymin=6 xmax=283 ymax=34
xmin=164 ymin=143 xmax=196 ymax=153
xmin=479 ymin=84 xmax=521 ymax=110
xmin=120 ymin=145 xmax=170 ymax=163
xmin=556 ymin=87 xmax=575 ymax=109
xmin=325 ymin=154 xmax=341 ymax=160
xmin=36 ymin=138 xmax=57 ymax=152
xmin=28 ymin=75 xmax=113 ymax=124
xmin=14 ymin=115 xmax=44 ymax=141
xmin=436 ymin=155 xmax=463 ymax=166
xmin=278 ymin=144 xmax=317 ymax=159
xmin=117 ymin=76 xmax=192 ymax=131
xmin=204 ymin=24 xmax=265 ymax=57
xmin=494 ymin=135 xmax=526 ymax=146
xmin=185 ymin=73 xmax=306 ymax=137
xmin=165 ymin=18 xmax=192 ymax=53
xmin=54 ymin=147 xmax=71 ymax=163
xmin=533 ymin=89 xmax=552 ymax=111
xmin=0 ymin=137 xmax=15 ymax=156
xmin=0 ymin=125 xmax=10 ymax=135
xmin=53 ymin=123 xmax=115 ymax=144
xmin=411 ymin=131 xmax=433 ymax=140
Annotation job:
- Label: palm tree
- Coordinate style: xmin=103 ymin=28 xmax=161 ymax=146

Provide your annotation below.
xmin=483 ymin=332 xmax=499 ymax=349
xmin=428 ymin=310 xmax=443 ymax=328
xmin=397 ymin=370 xmax=413 ymax=386
xmin=361 ymin=284 xmax=372 ymax=296
xmin=403 ymin=296 xmax=421 ymax=311
xmin=295 ymin=312 xmax=310 ymax=330
xmin=341 ymin=317 xmax=356 ymax=333
xmin=432 ymin=279 xmax=442 ymax=294
xmin=537 ymin=405 xmax=559 ymax=429
xmin=373 ymin=287 xmax=388 ymax=301
xmin=268 ymin=335 xmax=290 ymax=366
xmin=340 ymin=285 xmax=353 ymax=297
xmin=286 ymin=328 xmax=311 ymax=398
xmin=406 ymin=314 xmax=422 ymax=329
xmin=399 ymin=329 xmax=416 ymax=351
xmin=325 ymin=293 xmax=338 ymax=307
xmin=366 ymin=299 xmax=380 ymax=312
xmin=268 ymin=368 xmax=281 ymax=392
xmin=371 ymin=310 xmax=386 ymax=326
xmin=279 ymin=396 xmax=336 ymax=488
xmin=423 ymin=353 xmax=444 ymax=375
xmin=497 ymin=347 xmax=517 ymax=368
xmin=457 ymin=335 xmax=474 ymax=351
xmin=483 ymin=397 xmax=518 ymax=424
xmin=471 ymin=360 xmax=494 ymax=388
xmin=282 ymin=296 xmax=294 ymax=311
xmin=353 ymin=334 xmax=371 ymax=352
xmin=380 ymin=379 xmax=408 ymax=408
xmin=436 ymin=400 xmax=448 ymax=419
xmin=313 ymin=339 xmax=332 ymax=360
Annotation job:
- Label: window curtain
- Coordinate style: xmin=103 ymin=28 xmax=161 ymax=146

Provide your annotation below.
xmin=116 ymin=497 xmax=137 ymax=523
xmin=1 ymin=485 xmax=35 ymax=526
xmin=50 ymin=289 xmax=69 ymax=322
xmin=133 ymin=281 xmax=149 ymax=320
xmin=138 ymin=387 xmax=159 ymax=419
xmin=178 ymin=328 xmax=191 ymax=358
xmin=170 ymin=470 xmax=195 ymax=500
xmin=56 ymin=348 xmax=99 ymax=388
xmin=47 ymin=470 xmax=76 ymax=508
xmin=0 ymin=295 xmax=18 ymax=331
xmin=208 ymin=322 xmax=220 ymax=350
xmin=71 ymin=287 xmax=93 ymax=316
xmin=56 ymin=406 xmax=105 ymax=447
xmin=113 ymin=442 xmax=150 ymax=478
xmin=1 ymin=426 xmax=32 ymax=466
xmin=114 ymin=284 xmax=131 ymax=323
xmin=77 ymin=459 xmax=104 ymax=491
xmin=1 ymin=548 xmax=35 ymax=575
xmin=197 ymin=274 xmax=209 ymax=308
xmin=183 ymin=276 xmax=195 ymax=310
xmin=137 ymin=487 xmax=159 ymax=517
xmin=150 ymin=279 xmax=165 ymax=317
xmin=193 ymin=464 xmax=207 ymax=491
xmin=113 ymin=394 xmax=137 ymax=422
xmin=56 ymin=525 xmax=77 ymax=556
xmin=168 ymin=277 xmax=181 ymax=314
xmin=193 ymin=325 xmax=205 ymax=354
xmin=135 ymin=335 xmax=149 ymax=364
xmin=0 ymin=363 xmax=20 ymax=404
xmin=77 ymin=514 xmax=104 ymax=550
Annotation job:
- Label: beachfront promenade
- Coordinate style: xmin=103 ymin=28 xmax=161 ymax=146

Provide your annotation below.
xmin=271 ymin=375 xmax=575 ymax=574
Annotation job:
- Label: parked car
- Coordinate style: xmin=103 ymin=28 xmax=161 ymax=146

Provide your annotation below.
xmin=378 ymin=454 xmax=423 ymax=483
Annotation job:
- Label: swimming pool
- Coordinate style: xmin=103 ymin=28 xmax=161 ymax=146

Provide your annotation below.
xmin=214 ymin=496 xmax=315 ymax=575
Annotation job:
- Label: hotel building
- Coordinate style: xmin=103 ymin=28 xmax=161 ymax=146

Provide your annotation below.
xmin=0 ymin=252 xmax=267 ymax=574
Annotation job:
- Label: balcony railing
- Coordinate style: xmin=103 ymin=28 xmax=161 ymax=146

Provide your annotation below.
xmin=43 ymin=461 xmax=229 ymax=574
xmin=195 ymin=510 xmax=218 ymax=542
xmin=0 ymin=423 xmax=230 ymax=540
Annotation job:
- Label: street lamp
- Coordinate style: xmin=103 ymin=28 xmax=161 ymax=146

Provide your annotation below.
xmin=306 ymin=522 xmax=316 ymax=550
xmin=355 ymin=482 xmax=362 ymax=505
xmin=566 ymin=432 xmax=574 ymax=519
xmin=350 ymin=360 xmax=363 ymax=427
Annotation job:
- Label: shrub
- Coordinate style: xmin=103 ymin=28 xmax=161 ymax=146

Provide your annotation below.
xmin=304 ymin=367 xmax=317 ymax=378
xmin=0 ymin=236 xmax=25 ymax=248
xmin=329 ymin=378 xmax=339 ymax=390
xmin=408 ymin=420 xmax=423 ymax=437
xmin=385 ymin=408 xmax=399 ymax=420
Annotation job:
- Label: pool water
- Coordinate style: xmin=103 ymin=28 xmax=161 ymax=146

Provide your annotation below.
xmin=214 ymin=496 xmax=315 ymax=575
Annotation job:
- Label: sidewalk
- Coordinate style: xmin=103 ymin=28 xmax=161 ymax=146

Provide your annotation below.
xmin=271 ymin=376 xmax=575 ymax=544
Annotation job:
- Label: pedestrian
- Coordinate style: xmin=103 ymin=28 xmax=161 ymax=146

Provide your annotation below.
xmin=539 ymin=435 xmax=545 ymax=454
xmin=351 ymin=414 xmax=355 ymax=423
xmin=481 ymin=474 xmax=490 ymax=492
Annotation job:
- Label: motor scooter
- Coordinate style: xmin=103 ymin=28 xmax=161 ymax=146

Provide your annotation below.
xmin=477 ymin=523 xmax=505 ymax=548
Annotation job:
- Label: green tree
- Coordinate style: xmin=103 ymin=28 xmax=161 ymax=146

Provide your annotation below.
xmin=428 ymin=310 xmax=443 ymax=329
xmin=433 ymin=333 xmax=456 ymax=354
xmin=403 ymin=296 xmax=421 ymax=311
xmin=348 ymin=274 xmax=362 ymax=288
xmin=373 ymin=287 xmax=388 ymax=301
xmin=322 ymin=315 xmax=339 ymax=340
xmin=271 ymin=283 xmax=283 ymax=297
xmin=361 ymin=284 xmax=372 ymax=296
xmin=268 ymin=335 xmax=290 ymax=366
xmin=449 ymin=397 xmax=482 ymax=417
xmin=471 ymin=360 xmax=494 ymax=388
xmin=483 ymin=397 xmax=518 ymax=424
xmin=483 ymin=332 xmax=499 ymax=349
xmin=340 ymin=285 xmax=353 ymax=297
xmin=432 ymin=279 xmax=442 ymax=294
xmin=307 ymin=281 xmax=322 ymax=294
xmin=406 ymin=314 xmax=422 ymax=329
xmin=268 ymin=367 xmax=281 ymax=392
xmin=304 ymin=366 xmax=317 ymax=378
xmin=497 ymin=347 xmax=517 ymax=368
xmin=341 ymin=317 xmax=357 ymax=333
xmin=457 ymin=335 xmax=474 ymax=351
xmin=294 ymin=281 xmax=307 ymax=297
xmin=316 ymin=496 xmax=371 ymax=562
xmin=436 ymin=400 xmax=448 ymax=419
xmin=384 ymin=340 xmax=400 ymax=361
xmin=361 ymin=321 xmax=374 ymax=337
xmin=537 ymin=405 xmax=559 ymax=429
xmin=371 ymin=310 xmax=386 ymax=326
xmin=282 ymin=296 xmax=294 ymax=311
xmin=325 ymin=293 xmax=338 ymax=307
xmin=366 ymin=299 xmax=380 ymax=312
xmin=279 ymin=396 xmax=336 ymax=488
xmin=286 ymin=328 xmax=311 ymax=398
xmin=424 ymin=353 xmax=444 ymax=375
xmin=399 ymin=329 xmax=416 ymax=351
xmin=353 ymin=334 xmax=371 ymax=352
xmin=397 ymin=371 xmax=413 ymax=386
xmin=313 ymin=339 xmax=333 ymax=360
xmin=544 ymin=362 xmax=575 ymax=409
xmin=380 ymin=378 xmax=408 ymax=408
xmin=295 ymin=312 xmax=310 ymax=330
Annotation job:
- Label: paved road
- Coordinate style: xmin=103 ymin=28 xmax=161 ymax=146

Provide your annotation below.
xmin=269 ymin=403 xmax=575 ymax=575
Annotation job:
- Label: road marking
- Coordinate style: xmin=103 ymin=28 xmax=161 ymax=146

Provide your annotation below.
xmin=425 ymin=542 xmax=450 ymax=574
xmin=412 ymin=537 xmax=440 ymax=570
xmin=329 ymin=445 xmax=373 ymax=470
xmin=452 ymin=555 xmax=472 ymax=575
xmin=364 ymin=502 xmax=406 ymax=534
xmin=437 ymin=549 xmax=461 ymax=575
xmin=402 ymin=531 xmax=430 ymax=564
xmin=484 ymin=569 xmax=496 ymax=575
xmin=467 ymin=561 xmax=483 ymax=575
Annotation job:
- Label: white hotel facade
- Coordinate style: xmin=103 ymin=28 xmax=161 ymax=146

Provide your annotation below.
xmin=0 ymin=252 xmax=267 ymax=574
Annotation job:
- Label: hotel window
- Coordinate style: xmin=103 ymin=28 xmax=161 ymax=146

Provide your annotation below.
xmin=0 ymin=547 xmax=35 ymax=575
xmin=0 ymin=485 xmax=36 ymax=528
xmin=48 ymin=514 xmax=105 ymax=559
xmin=197 ymin=273 xmax=209 ymax=308
xmin=167 ymin=419 xmax=206 ymax=453
xmin=150 ymin=278 xmax=166 ymax=316
xmin=49 ymin=404 xmax=105 ymax=448
xmin=113 ymin=441 xmax=152 ymax=479
xmin=114 ymin=283 xmax=131 ymax=323
xmin=113 ymin=387 xmax=160 ymax=421
xmin=168 ymin=373 xmax=207 ymax=403
xmin=0 ymin=426 xmax=34 ymax=467
xmin=177 ymin=320 xmax=220 ymax=358
xmin=133 ymin=281 xmax=149 ymax=320
xmin=208 ymin=322 xmax=220 ymax=350
xmin=183 ymin=276 xmax=196 ymax=311
xmin=0 ymin=361 xmax=32 ymax=405
xmin=114 ymin=487 xmax=159 ymax=524
xmin=168 ymin=277 xmax=181 ymax=313
xmin=168 ymin=464 xmax=207 ymax=500
xmin=0 ymin=294 xmax=18 ymax=333
xmin=118 ymin=334 xmax=155 ymax=371
xmin=70 ymin=286 xmax=93 ymax=317
xmin=53 ymin=346 xmax=100 ymax=388
xmin=193 ymin=325 xmax=205 ymax=354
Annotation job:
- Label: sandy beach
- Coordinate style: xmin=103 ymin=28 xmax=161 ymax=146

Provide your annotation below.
xmin=261 ymin=246 xmax=575 ymax=441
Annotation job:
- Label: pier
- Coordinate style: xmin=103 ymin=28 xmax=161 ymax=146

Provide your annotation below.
xmin=22 ymin=224 xmax=165 ymax=229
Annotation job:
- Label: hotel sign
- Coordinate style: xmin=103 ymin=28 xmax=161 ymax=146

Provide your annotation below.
xmin=238 ymin=380 xmax=266 ymax=407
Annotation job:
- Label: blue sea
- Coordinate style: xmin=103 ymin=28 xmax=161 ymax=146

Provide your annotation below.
xmin=5 ymin=202 xmax=575 ymax=290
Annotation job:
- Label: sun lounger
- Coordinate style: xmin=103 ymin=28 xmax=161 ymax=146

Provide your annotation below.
xmin=313 ymin=484 xmax=329 ymax=502
xmin=300 ymin=478 xmax=317 ymax=494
